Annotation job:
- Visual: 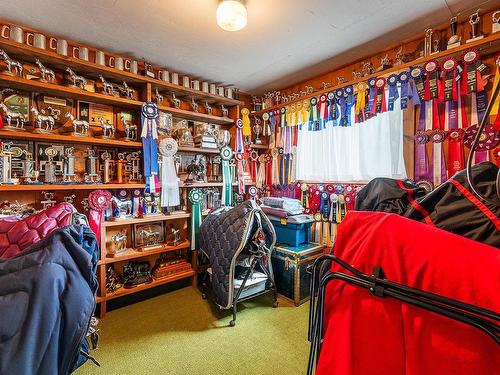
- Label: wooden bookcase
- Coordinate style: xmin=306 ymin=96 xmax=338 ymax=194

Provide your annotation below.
xmin=0 ymin=27 xmax=243 ymax=317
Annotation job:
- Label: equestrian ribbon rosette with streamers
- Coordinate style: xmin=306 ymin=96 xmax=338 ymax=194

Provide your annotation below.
xmin=141 ymin=102 xmax=160 ymax=194
xmin=189 ymin=188 xmax=204 ymax=250
xmin=159 ymin=137 xmax=180 ymax=208
xmin=87 ymin=190 xmax=112 ymax=243
xmin=220 ymin=145 xmax=234 ymax=206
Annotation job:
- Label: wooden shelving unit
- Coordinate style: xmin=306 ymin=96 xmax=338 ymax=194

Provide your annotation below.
xmin=0 ymin=183 xmax=145 ymax=191
xmin=0 ymin=22 xmax=245 ymax=318
xmin=98 ymin=240 xmax=190 ymax=265
xmin=0 ymin=38 xmax=243 ymax=107
xmin=0 ymin=129 xmax=142 ymax=148
xmin=250 ymin=32 xmax=500 ymax=117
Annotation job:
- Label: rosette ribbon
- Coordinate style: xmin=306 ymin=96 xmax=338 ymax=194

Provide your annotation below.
xmin=409 ymin=66 xmax=425 ymax=107
xmin=344 ymin=85 xmax=355 ymax=126
xmin=319 ymin=94 xmax=329 ymax=127
xmin=241 ymin=108 xmax=252 ymax=142
xmin=141 ymin=102 xmax=160 ymax=194
xmin=308 ymin=97 xmax=319 ymax=130
xmin=447 ymin=128 xmax=465 ymax=176
xmin=188 ymin=188 xmax=204 ymax=250
xmin=398 ymin=71 xmax=410 ymax=109
xmin=387 ymin=74 xmax=400 ymax=111
xmin=87 ymin=190 xmax=112 ymax=244
xmin=371 ymin=78 xmax=387 ymax=114
xmin=220 ymin=145 xmax=234 ymax=206
xmin=414 ymin=131 xmax=430 ymax=182
xmin=430 ymin=130 xmax=447 ymax=187
xmin=367 ymin=77 xmax=377 ymax=113
xmin=159 ymin=137 xmax=180 ymax=207
xmin=235 ymin=118 xmax=244 ymax=153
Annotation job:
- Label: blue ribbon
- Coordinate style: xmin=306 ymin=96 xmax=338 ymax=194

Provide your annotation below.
xmin=387 ymin=74 xmax=400 ymax=111
xmin=398 ymin=71 xmax=410 ymax=109
xmin=335 ymin=88 xmax=346 ymax=126
xmin=344 ymin=85 xmax=355 ymax=126
xmin=367 ymin=78 xmax=377 ymax=113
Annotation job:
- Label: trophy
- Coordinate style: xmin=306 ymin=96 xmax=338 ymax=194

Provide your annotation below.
xmin=210 ymin=155 xmax=221 ymax=182
xmin=22 ymin=151 xmax=36 ymax=184
xmin=65 ymin=112 xmax=89 ymax=136
xmin=190 ymin=98 xmax=199 ymax=112
xmin=123 ymin=260 xmax=152 ymax=288
xmin=64 ymin=194 xmax=76 ymax=204
xmin=493 ymin=11 xmax=500 ymax=33
xmin=110 ymin=191 xmax=133 ymax=221
xmin=62 ymin=147 xmax=76 ymax=183
xmin=135 ymin=222 xmax=163 ymax=250
xmin=171 ymin=93 xmax=181 ymax=108
xmin=467 ymin=9 xmax=483 ymax=43
xmin=121 ymin=116 xmax=137 ymax=141
xmin=154 ymin=88 xmax=164 ymax=105
xmin=424 ymin=28 xmax=433 ymax=57
xmin=108 ymin=230 xmax=128 ymax=257
xmin=41 ymin=191 xmax=56 ymax=209
xmin=0 ymin=49 xmax=23 ymax=77
xmin=204 ymin=101 xmax=212 ymax=115
xmin=221 ymin=104 xmax=229 ymax=118
xmin=166 ymin=225 xmax=183 ymax=246
xmin=0 ymin=102 xmax=26 ymax=131
xmin=158 ymin=111 xmax=173 ymax=136
xmin=101 ymin=151 xmax=114 ymax=183
xmin=447 ymin=16 xmax=461 ymax=49
xmin=141 ymin=193 xmax=161 ymax=217
xmin=175 ymin=120 xmax=195 ymax=147
xmin=44 ymin=148 xmax=58 ymax=183
xmin=128 ymin=152 xmax=142 ymax=182
xmin=252 ymin=117 xmax=263 ymax=145
xmin=185 ymin=155 xmax=207 ymax=183
xmin=98 ymin=117 xmax=115 ymax=139
xmin=31 ymin=106 xmax=55 ymax=134
xmin=0 ymin=142 xmax=14 ymax=184
xmin=84 ymin=148 xmax=100 ymax=183
xmin=116 ymin=153 xmax=127 ymax=183
xmin=215 ymin=129 xmax=231 ymax=148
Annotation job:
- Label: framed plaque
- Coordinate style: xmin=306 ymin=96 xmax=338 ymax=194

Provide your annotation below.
xmin=77 ymin=101 xmax=114 ymax=128
xmin=133 ymin=222 xmax=165 ymax=251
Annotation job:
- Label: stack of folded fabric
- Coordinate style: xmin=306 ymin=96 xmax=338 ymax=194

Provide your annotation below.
xmin=260 ymin=197 xmax=314 ymax=246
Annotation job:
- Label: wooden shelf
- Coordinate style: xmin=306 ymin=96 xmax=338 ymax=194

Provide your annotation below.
xmin=98 ymin=240 xmax=190 ymax=265
xmin=104 ymin=269 xmax=195 ymax=301
xmin=0 ymin=38 xmax=243 ymax=107
xmin=0 ymin=129 xmax=142 ymax=148
xmin=102 ymin=213 xmax=190 ymax=227
xmin=0 ymin=73 xmax=142 ymax=109
xmin=178 ymin=145 xmax=220 ymax=154
xmin=158 ymin=105 xmax=234 ymax=125
xmin=0 ymin=183 xmax=145 ymax=191
xmin=250 ymin=32 xmax=500 ymax=116
xmin=179 ymin=181 xmax=239 ymax=188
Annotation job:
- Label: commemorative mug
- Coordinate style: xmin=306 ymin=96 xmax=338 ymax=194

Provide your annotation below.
xmin=217 ymin=86 xmax=225 ymax=96
xmin=1 ymin=25 xmax=24 ymax=43
xmin=49 ymin=38 xmax=68 ymax=56
xmin=182 ymin=76 xmax=190 ymax=88
xmin=26 ymin=32 xmax=46 ymax=49
xmin=158 ymin=69 xmax=169 ymax=82
xmin=109 ymin=56 xmax=124 ymax=70
xmin=225 ymin=87 xmax=233 ymax=98
xmin=202 ymin=81 xmax=209 ymax=93
xmin=191 ymin=80 xmax=200 ymax=90
xmin=209 ymin=83 xmax=216 ymax=95
xmin=171 ymin=72 xmax=179 ymax=85
xmin=72 ymin=46 xmax=89 ymax=61
xmin=95 ymin=50 xmax=106 ymax=65
xmin=126 ymin=60 xmax=138 ymax=74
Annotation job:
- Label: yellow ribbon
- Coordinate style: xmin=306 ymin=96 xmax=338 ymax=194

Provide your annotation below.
xmin=355 ymin=82 xmax=367 ymax=114
xmin=241 ymin=108 xmax=251 ymax=136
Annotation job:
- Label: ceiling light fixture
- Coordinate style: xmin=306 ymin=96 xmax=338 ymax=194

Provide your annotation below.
xmin=216 ymin=0 xmax=247 ymax=32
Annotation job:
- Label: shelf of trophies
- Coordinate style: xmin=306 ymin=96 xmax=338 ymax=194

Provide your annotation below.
xmin=0 ymin=183 xmax=145 ymax=191
xmin=0 ymin=33 xmax=243 ymax=108
xmin=0 ymin=129 xmax=142 ymax=148
xmin=249 ymin=31 xmax=500 ymax=116
xmin=102 ymin=212 xmax=191 ymax=227
xmin=157 ymin=104 xmax=234 ymax=126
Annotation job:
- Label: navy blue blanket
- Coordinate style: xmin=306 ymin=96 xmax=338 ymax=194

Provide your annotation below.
xmin=0 ymin=225 xmax=99 ymax=375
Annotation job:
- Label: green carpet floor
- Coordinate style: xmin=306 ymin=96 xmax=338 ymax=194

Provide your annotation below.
xmin=76 ymin=286 xmax=310 ymax=375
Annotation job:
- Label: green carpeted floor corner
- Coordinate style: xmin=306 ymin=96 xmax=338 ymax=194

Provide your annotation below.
xmin=76 ymin=287 xmax=310 ymax=375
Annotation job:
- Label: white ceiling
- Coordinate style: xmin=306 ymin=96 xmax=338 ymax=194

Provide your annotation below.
xmin=0 ymin=0 xmax=495 ymax=93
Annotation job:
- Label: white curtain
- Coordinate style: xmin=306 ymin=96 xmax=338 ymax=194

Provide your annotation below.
xmin=295 ymin=97 xmax=407 ymax=182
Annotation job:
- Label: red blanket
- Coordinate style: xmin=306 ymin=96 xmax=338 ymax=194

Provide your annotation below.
xmin=317 ymin=211 xmax=499 ymax=375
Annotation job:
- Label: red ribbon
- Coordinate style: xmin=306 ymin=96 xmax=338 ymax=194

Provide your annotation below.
xmin=447 ymin=129 xmax=465 ymax=177
xmin=370 ymin=78 xmax=387 ymax=114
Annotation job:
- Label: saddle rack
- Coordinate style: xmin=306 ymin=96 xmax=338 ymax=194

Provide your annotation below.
xmin=306 ymin=254 xmax=500 ymax=375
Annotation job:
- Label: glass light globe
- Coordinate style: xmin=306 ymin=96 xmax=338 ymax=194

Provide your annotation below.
xmin=216 ymin=0 xmax=247 ymax=32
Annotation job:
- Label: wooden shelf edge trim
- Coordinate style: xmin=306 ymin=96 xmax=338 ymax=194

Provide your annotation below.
xmin=103 ymin=269 xmax=195 ymax=301
xmin=98 ymin=240 xmax=190 ymax=265
xmin=102 ymin=213 xmax=191 ymax=227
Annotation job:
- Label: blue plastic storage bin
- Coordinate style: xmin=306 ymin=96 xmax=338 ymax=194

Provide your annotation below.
xmin=270 ymin=219 xmax=311 ymax=246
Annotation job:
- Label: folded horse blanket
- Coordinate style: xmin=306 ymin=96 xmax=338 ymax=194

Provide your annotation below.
xmin=0 ymin=225 xmax=98 ymax=375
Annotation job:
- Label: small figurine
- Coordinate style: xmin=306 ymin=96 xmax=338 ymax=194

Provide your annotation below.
xmin=34 ymin=59 xmax=55 ymax=82
xmin=204 ymin=101 xmax=212 ymax=115
xmin=0 ymin=49 xmax=23 ymax=76
xmin=98 ymin=75 xmax=114 ymax=95
xmin=65 ymin=112 xmax=89 ymax=136
xmin=65 ymin=67 xmax=87 ymax=89
xmin=0 ymin=102 xmax=25 ymax=130
xmin=190 ymin=98 xmax=199 ymax=112
xmin=31 ymin=106 xmax=55 ymax=133
xmin=98 ymin=116 xmax=115 ymax=139
xmin=121 ymin=116 xmax=137 ymax=141
xmin=154 ymin=88 xmax=163 ymax=104
xmin=117 ymin=81 xmax=134 ymax=99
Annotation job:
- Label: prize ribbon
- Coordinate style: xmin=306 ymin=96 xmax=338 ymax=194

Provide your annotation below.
xmin=188 ymin=188 xmax=204 ymax=250
xmin=159 ymin=137 xmax=180 ymax=208
xmin=308 ymin=97 xmax=319 ymax=130
xmin=241 ymin=108 xmax=251 ymax=137
xmin=280 ymin=106 xmax=287 ymax=127
xmin=398 ymin=71 xmax=410 ymax=109
xmin=387 ymin=74 xmax=399 ymax=111
xmin=220 ymin=145 xmax=234 ymax=206
xmin=141 ymin=102 xmax=160 ymax=193
xmin=235 ymin=119 xmax=244 ymax=153
xmin=87 ymin=190 xmax=112 ymax=243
